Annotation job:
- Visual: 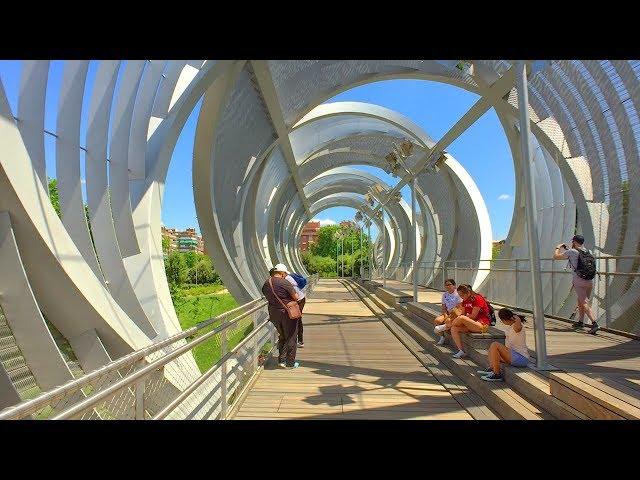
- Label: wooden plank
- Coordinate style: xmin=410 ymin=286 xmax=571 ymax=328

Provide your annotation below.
xmin=549 ymin=372 xmax=640 ymax=420
xmin=230 ymin=279 xmax=478 ymax=420
xmin=549 ymin=379 xmax=624 ymax=420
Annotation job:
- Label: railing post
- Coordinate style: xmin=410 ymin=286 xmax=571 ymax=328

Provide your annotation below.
xmin=220 ymin=327 xmax=228 ymax=419
xmin=605 ymin=257 xmax=610 ymax=328
xmin=551 ymin=265 xmax=555 ymax=315
xmin=515 ymin=259 xmax=519 ymax=307
xmin=454 ymin=261 xmax=458 ymax=285
xmin=516 ymin=60 xmax=550 ymax=370
xmin=411 ymin=176 xmax=418 ymax=302
xmin=252 ymin=311 xmax=259 ymax=375
xmin=135 ymin=379 xmax=145 ymax=420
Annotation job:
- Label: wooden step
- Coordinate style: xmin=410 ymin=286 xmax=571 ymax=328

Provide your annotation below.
xmin=345 ymin=280 xmax=551 ymax=420
xmin=375 ymin=287 xmax=413 ymax=307
xmin=548 ymin=371 xmax=640 ymax=420
xmin=341 ymin=282 xmax=498 ymax=420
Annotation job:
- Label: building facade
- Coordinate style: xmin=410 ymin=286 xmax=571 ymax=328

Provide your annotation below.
xmin=162 ymin=227 xmax=205 ymax=254
xmin=299 ymin=221 xmax=320 ymax=252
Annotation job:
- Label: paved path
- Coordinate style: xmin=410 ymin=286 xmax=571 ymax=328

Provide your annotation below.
xmin=232 ymin=279 xmax=475 ymax=419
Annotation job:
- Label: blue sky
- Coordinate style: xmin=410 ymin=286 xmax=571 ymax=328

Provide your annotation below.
xmin=0 ymin=62 xmax=515 ymax=241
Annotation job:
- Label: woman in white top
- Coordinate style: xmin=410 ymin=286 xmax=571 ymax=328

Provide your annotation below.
xmin=478 ymin=308 xmax=529 ymax=382
xmin=433 ymin=279 xmax=462 ymax=346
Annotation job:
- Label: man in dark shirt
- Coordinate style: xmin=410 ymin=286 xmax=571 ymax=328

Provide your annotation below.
xmin=261 ymin=263 xmax=300 ymax=368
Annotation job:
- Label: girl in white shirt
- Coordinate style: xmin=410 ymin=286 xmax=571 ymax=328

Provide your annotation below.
xmin=478 ymin=308 xmax=530 ymax=382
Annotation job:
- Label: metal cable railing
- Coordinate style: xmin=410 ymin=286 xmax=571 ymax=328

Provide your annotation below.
xmin=380 ymin=256 xmax=640 ymax=334
xmin=0 ymin=274 xmax=319 ymax=420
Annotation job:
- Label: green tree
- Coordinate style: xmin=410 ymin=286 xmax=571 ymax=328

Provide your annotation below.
xmin=165 ymin=252 xmax=187 ymax=285
xmin=162 ymin=236 xmax=171 ymax=254
xmin=310 ymin=225 xmax=341 ymax=257
xmin=188 ymin=256 xmax=219 ymax=284
xmin=48 ymin=177 xmax=96 ymax=254
xmin=302 ymin=253 xmax=337 ymax=277
xmin=183 ymin=251 xmax=199 ymax=269
xmin=48 ymin=178 xmax=61 ymax=218
xmin=304 ymin=224 xmax=371 ymax=278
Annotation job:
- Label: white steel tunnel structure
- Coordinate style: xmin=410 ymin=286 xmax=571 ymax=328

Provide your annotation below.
xmin=2 ymin=60 xmax=640 ymax=413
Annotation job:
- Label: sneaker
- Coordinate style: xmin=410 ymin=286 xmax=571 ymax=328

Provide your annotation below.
xmin=285 ymin=362 xmax=300 ymax=369
xmin=278 ymin=362 xmax=286 ymax=368
xmin=573 ymin=321 xmax=585 ymax=329
xmin=452 ymin=350 xmax=467 ymax=359
xmin=588 ymin=323 xmax=600 ymax=335
xmin=297 ymin=342 xmax=304 ymax=348
xmin=481 ymin=372 xmax=504 ymax=382
xmin=434 ymin=324 xmax=447 ymax=334
xmin=437 ymin=336 xmax=446 ymax=346
xmin=477 ymin=368 xmax=494 ymax=376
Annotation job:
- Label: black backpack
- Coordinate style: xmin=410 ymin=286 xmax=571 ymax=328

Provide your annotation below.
xmin=475 ymin=292 xmax=496 ymax=326
xmin=574 ymin=248 xmax=596 ymax=280
xmin=488 ymin=303 xmax=497 ymax=326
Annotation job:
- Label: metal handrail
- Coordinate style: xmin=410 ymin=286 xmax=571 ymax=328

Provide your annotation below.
xmin=0 ymin=273 xmax=320 ymax=420
xmin=387 ymin=255 xmax=640 ymax=332
xmin=51 ymin=301 xmax=267 ymax=420
xmin=0 ymin=297 xmax=265 ymax=420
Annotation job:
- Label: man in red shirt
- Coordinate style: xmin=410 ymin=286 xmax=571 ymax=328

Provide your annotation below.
xmin=449 ymin=284 xmax=490 ymax=358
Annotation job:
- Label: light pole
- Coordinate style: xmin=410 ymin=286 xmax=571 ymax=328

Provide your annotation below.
xmin=355 ymin=211 xmax=365 ymax=279
xmin=335 ymin=231 xmax=340 ymax=277
xmin=350 ymin=225 xmax=354 ymax=277
xmin=367 ymin=219 xmax=372 ymax=280
xmin=387 ymin=140 xmax=419 ymax=300
xmin=341 ymin=234 xmax=344 ymax=277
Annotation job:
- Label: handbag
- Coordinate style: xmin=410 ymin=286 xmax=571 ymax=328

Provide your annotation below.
xmin=269 ymin=278 xmax=302 ymax=320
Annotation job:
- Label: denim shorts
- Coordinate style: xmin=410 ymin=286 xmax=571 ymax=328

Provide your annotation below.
xmin=510 ymin=349 xmax=529 ymax=367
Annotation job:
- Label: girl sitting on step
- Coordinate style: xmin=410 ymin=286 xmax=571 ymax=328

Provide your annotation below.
xmin=449 ymin=284 xmax=491 ymax=359
xmin=478 ymin=308 xmax=530 ymax=382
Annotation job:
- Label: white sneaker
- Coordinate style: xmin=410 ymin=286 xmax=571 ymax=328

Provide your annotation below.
xmin=434 ymin=324 xmax=447 ymax=334
xmin=437 ymin=336 xmax=446 ymax=346
xmin=278 ymin=362 xmax=286 ymax=368
xmin=452 ymin=350 xmax=467 ymax=359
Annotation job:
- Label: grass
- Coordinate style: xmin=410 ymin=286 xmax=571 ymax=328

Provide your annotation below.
xmin=180 ymin=283 xmax=227 ymax=297
xmin=173 ymin=289 xmax=244 ymax=373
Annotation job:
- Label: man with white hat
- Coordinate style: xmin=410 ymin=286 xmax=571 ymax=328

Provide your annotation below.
xmin=261 ymin=263 xmax=301 ymax=368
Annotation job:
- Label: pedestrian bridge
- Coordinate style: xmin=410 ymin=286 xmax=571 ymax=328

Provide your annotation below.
xmin=2 ymin=277 xmax=639 ymax=420
xmin=2 ymin=60 xmax=640 ymax=420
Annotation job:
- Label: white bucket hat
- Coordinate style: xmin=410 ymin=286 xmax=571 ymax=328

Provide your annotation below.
xmin=273 ymin=263 xmax=289 ymax=273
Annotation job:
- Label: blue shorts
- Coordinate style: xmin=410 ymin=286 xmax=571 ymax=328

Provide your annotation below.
xmin=510 ymin=349 xmax=529 ymax=367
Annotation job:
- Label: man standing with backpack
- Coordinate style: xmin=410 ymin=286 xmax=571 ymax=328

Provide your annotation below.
xmin=554 ymin=235 xmax=599 ymax=334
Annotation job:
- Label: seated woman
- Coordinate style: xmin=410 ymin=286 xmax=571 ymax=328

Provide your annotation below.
xmin=434 ymin=279 xmax=462 ymax=346
xmin=449 ymin=284 xmax=491 ymax=358
xmin=477 ymin=308 xmax=530 ymax=382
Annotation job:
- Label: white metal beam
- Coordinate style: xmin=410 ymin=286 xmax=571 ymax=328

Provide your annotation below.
xmin=249 ymin=60 xmax=312 ymax=216
xmin=371 ymin=65 xmax=517 ymax=212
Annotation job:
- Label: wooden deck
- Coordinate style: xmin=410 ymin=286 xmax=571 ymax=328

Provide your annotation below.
xmin=232 ymin=279 xmax=475 ymax=420
xmin=384 ymin=279 xmax=640 ymax=398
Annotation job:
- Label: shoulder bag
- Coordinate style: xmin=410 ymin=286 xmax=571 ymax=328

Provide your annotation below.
xmin=269 ymin=278 xmax=302 ymax=320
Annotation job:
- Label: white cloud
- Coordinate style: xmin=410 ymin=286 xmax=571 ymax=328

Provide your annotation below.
xmin=316 ymin=218 xmax=337 ymax=226
xmin=498 ymin=194 xmax=512 ymax=200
